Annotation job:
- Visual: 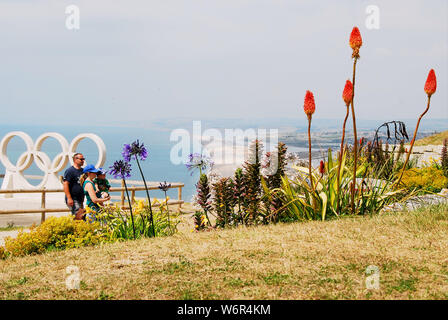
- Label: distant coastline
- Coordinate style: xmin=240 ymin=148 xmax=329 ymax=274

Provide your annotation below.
xmin=0 ymin=118 xmax=446 ymax=200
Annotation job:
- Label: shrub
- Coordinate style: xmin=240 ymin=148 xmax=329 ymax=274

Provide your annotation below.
xmin=232 ymin=168 xmax=245 ymax=224
xmin=262 ymin=142 xmax=288 ymax=223
xmin=193 ymin=211 xmax=209 ymax=231
xmin=212 ymin=177 xmax=235 ymax=228
xmin=242 ymin=139 xmax=263 ymax=224
xmin=0 ymin=246 xmax=6 ymax=260
xmin=4 ymin=217 xmax=109 ymax=257
xmin=196 ymin=173 xmax=212 ymax=225
xmin=98 ymin=200 xmax=179 ymax=240
xmin=401 ymin=167 xmax=448 ymax=193
xmin=442 ymin=139 xmax=448 ymax=177
xmin=265 ymin=147 xmax=409 ymax=221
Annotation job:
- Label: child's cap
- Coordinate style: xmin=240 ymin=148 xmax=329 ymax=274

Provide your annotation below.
xmin=83 ymin=164 xmax=101 ymax=174
xmin=97 ymin=167 xmax=107 ymax=175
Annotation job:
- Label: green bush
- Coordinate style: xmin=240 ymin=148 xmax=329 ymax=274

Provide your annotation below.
xmin=441 ymin=139 xmax=448 ymax=177
xmin=98 ymin=200 xmax=179 ymax=240
xmin=3 ymin=216 xmax=109 ymax=257
xmin=0 ymin=246 xmax=6 ymax=260
xmin=401 ymin=167 xmax=448 ymax=193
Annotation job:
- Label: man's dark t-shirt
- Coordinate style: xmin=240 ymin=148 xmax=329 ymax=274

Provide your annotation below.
xmin=63 ymin=166 xmax=84 ymax=201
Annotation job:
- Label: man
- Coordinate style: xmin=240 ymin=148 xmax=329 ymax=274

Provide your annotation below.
xmin=63 ymin=153 xmax=85 ymax=215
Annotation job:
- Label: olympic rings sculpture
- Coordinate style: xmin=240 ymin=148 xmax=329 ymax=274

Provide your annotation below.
xmin=0 ymin=131 xmax=106 ymax=192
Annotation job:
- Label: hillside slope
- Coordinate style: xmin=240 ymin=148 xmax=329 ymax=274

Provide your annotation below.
xmin=0 ymin=204 xmax=447 ymax=300
xmin=414 ymin=130 xmax=448 ymax=146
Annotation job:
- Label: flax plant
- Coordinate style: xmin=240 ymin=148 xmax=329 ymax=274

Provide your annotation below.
xmin=270 ymin=149 xmax=409 ymax=222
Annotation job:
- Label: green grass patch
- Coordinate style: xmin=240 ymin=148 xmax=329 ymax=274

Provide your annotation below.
xmin=260 ymin=272 xmax=290 ymax=285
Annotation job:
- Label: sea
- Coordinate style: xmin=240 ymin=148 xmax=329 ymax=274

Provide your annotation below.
xmin=0 ymin=124 xmax=193 ymax=202
xmin=0 ymin=118 xmax=446 ymax=202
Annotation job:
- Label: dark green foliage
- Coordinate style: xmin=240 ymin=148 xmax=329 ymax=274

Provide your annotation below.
xmin=196 ymin=174 xmax=212 ymax=224
xmin=262 ymin=142 xmax=288 ymax=223
xmin=362 ymin=120 xmax=413 ymax=180
xmin=364 ymin=140 xmax=408 ymax=179
xmin=442 ymin=139 xmax=448 ymax=177
xmin=233 ymin=168 xmax=245 ymax=224
xmin=395 ymin=141 xmax=406 ymax=163
xmin=264 ymin=142 xmax=288 ymax=189
xmin=193 ymin=211 xmax=202 ymax=230
xmin=213 ymin=177 xmax=235 ymax=228
xmin=193 ymin=211 xmax=207 ymax=231
xmin=242 ymin=140 xmax=263 ymax=224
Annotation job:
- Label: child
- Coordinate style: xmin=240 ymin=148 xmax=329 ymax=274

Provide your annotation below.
xmin=93 ymin=168 xmax=111 ymax=200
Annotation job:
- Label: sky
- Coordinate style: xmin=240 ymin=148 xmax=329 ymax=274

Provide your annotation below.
xmin=0 ymin=0 xmax=446 ymax=127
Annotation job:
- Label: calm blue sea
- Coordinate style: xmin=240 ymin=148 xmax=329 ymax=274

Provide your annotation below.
xmin=0 ymin=124 xmax=197 ymax=202
xmin=1 ymin=119 xmax=445 ymax=201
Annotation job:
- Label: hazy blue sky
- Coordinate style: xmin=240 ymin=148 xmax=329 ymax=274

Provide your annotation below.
xmin=0 ymin=0 xmax=446 ymax=127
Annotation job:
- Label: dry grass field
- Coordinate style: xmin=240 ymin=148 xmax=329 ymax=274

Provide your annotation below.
xmin=0 ymin=203 xmax=447 ymax=300
xmin=414 ymin=130 xmax=448 ymax=146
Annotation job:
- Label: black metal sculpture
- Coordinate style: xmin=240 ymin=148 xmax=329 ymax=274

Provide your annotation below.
xmin=373 ymin=121 xmax=409 ymax=146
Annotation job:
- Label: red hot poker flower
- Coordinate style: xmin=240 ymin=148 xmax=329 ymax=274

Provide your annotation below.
xmin=319 ymin=160 xmax=325 ymax=175
xmin=424 ymin=69 xmax=437 ymax=96
xmin=349 ymin=27 xmax=362 ymax=58
xmin=349 ymin=27 xmax=362 ymax=50
xmin=303 ymin=90 xmax=315 ymax=118
xmin=359 ymin=137 xmax=364 ymax=146
xmin=342 ymin=80 xmax=353 ymax=105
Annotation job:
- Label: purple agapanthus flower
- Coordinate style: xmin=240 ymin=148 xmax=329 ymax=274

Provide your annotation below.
xmin=158 ymin=181 xmax=171 ymax=192
xmin=122 ymin=140 xmax=148 ymax=162
xmin=109 ymin=160 xmax=132 ymax=179
xmin=185 ymin=153 xmax=213 ymax=175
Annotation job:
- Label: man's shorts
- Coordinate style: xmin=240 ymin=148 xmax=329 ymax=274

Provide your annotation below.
xmin=66 ymin=198 xmax=84 ymax=215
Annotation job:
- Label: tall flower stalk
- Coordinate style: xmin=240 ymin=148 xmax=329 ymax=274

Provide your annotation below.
xmin=186 ymin=153 xmax=213 ymax=176
xmin=109 ymin=160 xmax=136 ymax=239
xmin=158 ymin=181 xmax=172 ymax=231
xmin=242 ymin=139 xmax=263 ymax=223
xmin=123 ymin=140 xmax=155 ymax=237
xmin=186 ymin=153 xmax=213 ymax=226
xmin=196 ymin=174 xmax=212 ymax=226
xmin=303 ymin=90 xmax=316 ymax=190
xmin=233 ymin=168 xmax=245 ymax=224
xmin=396 ymin=69 xmax=437 ymax=186
xmin=349 ymin=26 xmax=362 ymax=214
xmin=337 ymin=80 xmax=353 ymax=211
xmin=213 ymin=177 xmax=234 ymax=227
xmin=441 ymin=139 xmax=448 ymax=177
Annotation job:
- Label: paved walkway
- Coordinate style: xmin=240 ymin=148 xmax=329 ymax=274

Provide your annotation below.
xmin=384 ymin=190 xmax=448 ymax=212
xmin=0 ymin=196 xmax=70 ymax=245
xmin=0 ymin=230 xmax=21 ymax=246
xmin=405 ymin=144 xmax=443 ymax=167
xmin=0 ymin=196 xmax=69 ymax=225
